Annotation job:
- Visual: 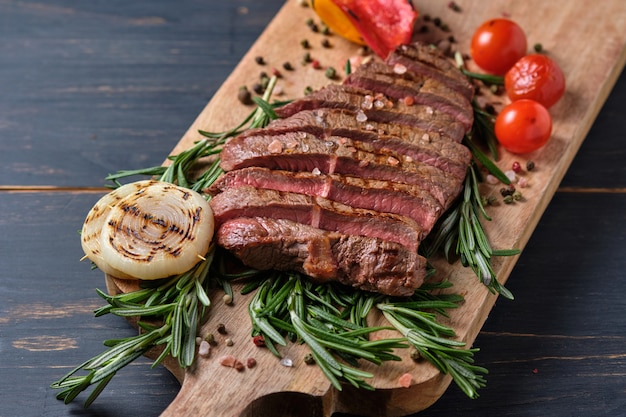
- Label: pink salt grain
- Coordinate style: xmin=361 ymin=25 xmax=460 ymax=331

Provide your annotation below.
xmin=198 ymin=340 xmax=211 ymax=357
xmin=398 ymin=373 xmax=413 ymax=388
xmin=268 ymin=139 xmax=283 ymax=154
xmin=356 ymin=110 xmax=368 ymax=122
xmin=219 ymin=354 xmax=237 ymax=368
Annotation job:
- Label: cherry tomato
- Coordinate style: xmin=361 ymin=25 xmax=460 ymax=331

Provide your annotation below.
xmin=470 ymin=18 xmax=527 ymax=75
xmin=495 ymin=99 xmax=552 ymax=154
xmin=505 ymin=54 xmax=566 ymax=108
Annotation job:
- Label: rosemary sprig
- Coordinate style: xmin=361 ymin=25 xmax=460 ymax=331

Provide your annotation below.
xmin=54 ymin=64 xmax=519 ymax=406
xmin=51 ymin=252 xmax=214 ymax=406
xmin=245 ymin=273 xmax=487 ymax=393
xmin=52 ymin=79 xmax=282 ymax=406
xmin=425 ymin=165 xmax=518 ymax=299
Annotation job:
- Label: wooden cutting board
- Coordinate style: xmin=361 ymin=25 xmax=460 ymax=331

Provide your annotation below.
xmin=105 ymin=1 xmax=626 ymax=416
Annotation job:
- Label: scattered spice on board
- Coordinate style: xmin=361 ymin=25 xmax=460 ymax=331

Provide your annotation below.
xmin=399 ymin=373 xmax=413 ymax=388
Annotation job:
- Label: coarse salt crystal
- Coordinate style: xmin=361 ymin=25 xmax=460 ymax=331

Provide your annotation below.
xmin=486 ymin=174 xmax=499 ymax=185
xmin=398 ymin=373 xmax=413 ymax=388
xmin=517 ymin=177 xmax=529 ymax=188
xmin=311 ymin=167 xmax=321 ymax=175
xmin=267 ymin=139 xmax=283 ymax=154
xmin=364 ymin=123 xmax=374 ymax=131
xmin=421 ymin=133 xmax=430 ymax=142
xmin=198 ymin=340 xmax=211 ymax=357
xmin=505 ymin=170 xmax=517 ymax=183
xmin=219 ymin=354 xmax=237 ymax=367
xmin=280 ymin=358 xmax=293 ymax=367
xmin=356 ymin=110 xmax=368 ymax=122
xmin=374 ymin=100 xmax=385 ymax=109
xmin=393 ymin=63 xmax=408 ymax=74
xmin=387 ymin=156 xmax=400 ymax=166
xmin=425 ymin=106 xmax=434 ymax=115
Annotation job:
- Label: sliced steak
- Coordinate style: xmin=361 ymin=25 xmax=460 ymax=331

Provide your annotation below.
xmin=274 ymin=84 xmax=467 ymax=141
xmin=257 ymin=108 xmax=463 ymax=143
xmin=239 ymin=108 xmax=472 ymax=180
xmin=217 ymin=217 xmax=426 ymax=296
xmin=222 ymin=127 xmax=471 ymax=180
xmin=386 ymin=43 xmax=474 ymax=101
xmin=344 ymin=60 xmax=473 ymax=130
xmin=210 ymin=167 xmax=443 ymax=233
xmin=219 ymin=131 xmax=465 ymax=204
xmin=209 ymin=186 xmax=424 ymax=251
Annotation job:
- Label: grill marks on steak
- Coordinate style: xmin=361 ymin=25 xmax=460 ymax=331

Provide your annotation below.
xmin=210 ymin=42 xmax=474 ymax=296
xmin=211 ymin=186 xmax=424 ymax=251
xmin=217 ymin=217 xmax=426 ymax=296
xmin=209 ymin=167 xmax=443 ymax=234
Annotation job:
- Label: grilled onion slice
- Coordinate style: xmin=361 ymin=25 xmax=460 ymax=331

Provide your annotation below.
xmin=82 ymin=180 xmax=214 ymax=280
xmin=99 ymin=181 xmax=214 ymax=280
xmin=81 ymin=181 xmax=155 ymax=279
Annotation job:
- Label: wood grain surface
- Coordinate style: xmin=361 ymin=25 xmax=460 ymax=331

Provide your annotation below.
xmin=1 ymin=1 xmax=625 ymax=416
xmin=131 ymin=1 xmax=626 ymax=415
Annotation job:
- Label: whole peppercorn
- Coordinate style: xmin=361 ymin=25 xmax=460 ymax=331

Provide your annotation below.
xmin=217 ymin=323 xmax=227 ymax=335
xmin=500 ymin=185 xmax=516 ymax=197
xmin=303 ymin=353 xmax=316 ymax=365
xmin=282 ymin=61 xmax=293 ymax=71
xmin=325 ymin=67 xmax=337 ymax=79
xmin=511 ymin=161 xmax=522 ymax=173
xmin=526 ymin=160 xmax=536 ymax=171
xmin=300 ymin=39 xmax=310 ymax=49
xmin=237 ymin=86 xmax=252 ymax=105
xmin=254 ymin=56 xmax=265 ymax=65
xmin=321 ymin=38 xmax=331 ymax=48
xmin=252 ymin=335 xmax=265 ymax=347
xmin=252 ymin=83 xmax=264 ymax=95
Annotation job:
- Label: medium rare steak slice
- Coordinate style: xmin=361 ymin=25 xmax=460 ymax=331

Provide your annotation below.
xmin=210 ymin=186 xmax=424 ymax=251
xmin=217 ymin=217 xmax=426 ymax=296
xmin=221 ymin=129 xmax=469 ymax=184
xmin=386 ymin=43 xmax=474 ymax=101
xmin=209 ymin=167 xmax=443 ymax=233
xmin=257 ymin=108 xmax=463 ymax=144
xmin=239 ymin=109 xmax=472 ymax=180
xmin=274 ymin=84 xmax=467 ymax=141
xmin=219 ymin=131 xmax=465 ymax=204
xmin=344 ymin=60 xmax=473 ymax=130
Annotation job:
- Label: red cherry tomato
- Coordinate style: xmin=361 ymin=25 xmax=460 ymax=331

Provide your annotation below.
xmin=505 ymin=54 xmax=566 ymax=108
xmin=495 ymin=99 xmax=552 ymax=154
xmin=470 ymin=18 xmax=527 ymax=75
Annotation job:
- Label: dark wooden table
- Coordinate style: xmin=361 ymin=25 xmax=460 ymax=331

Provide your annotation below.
xmin=1 ymin=1 xmax=624 ymax=416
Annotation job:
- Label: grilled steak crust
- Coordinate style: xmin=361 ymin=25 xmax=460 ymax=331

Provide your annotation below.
xmin=236 ymin=108 xmax=471 ymax=181
xmin=221 ymin=129 xmax=469 ymax=184
xmin=274 ymin=84 xmax=467 ymax=141
xmin=210 ymin=167 xmax=443 ymax=233
xmin=386 ymin=43 xmax=474 ymax=100
xmin=210 ymin=42 xmax=474 ymax=296
xmin=256 ymin=108 xmax=463 ymax=143
xmin=344 ymin=60 xmax=473 ymax=130
xmin=210 ymin=186 xmax=424 ymax=251
xmin=217 ymin=217 xmax=426 ymax=296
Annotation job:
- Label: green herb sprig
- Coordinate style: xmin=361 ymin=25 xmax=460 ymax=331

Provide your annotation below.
xmin=53 ymin=66 xmax=518 ymax=406
xmin=51 ymin=252 xmax=214 ymax=406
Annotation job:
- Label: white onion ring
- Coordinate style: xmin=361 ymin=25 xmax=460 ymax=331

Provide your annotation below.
xmin=82 ymin=180 xmax=214 ymax=280
xmin=81 ymin=181 xmax=157 ymax=279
